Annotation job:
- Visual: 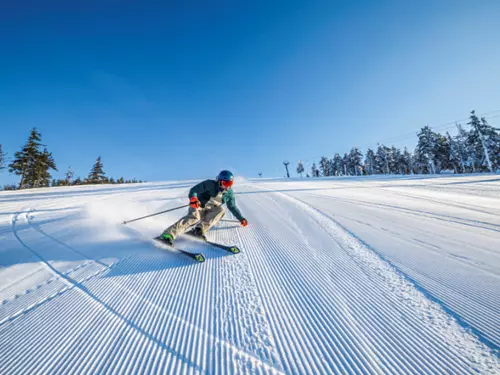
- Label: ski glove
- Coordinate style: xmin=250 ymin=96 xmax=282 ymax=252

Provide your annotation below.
xmin=190 ymin=196 xmax=201 ymax=209
xmin=240 ymin=219 xmax=248 ymax=227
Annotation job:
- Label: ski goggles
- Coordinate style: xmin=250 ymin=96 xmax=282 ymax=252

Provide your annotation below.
xmin=220 ymin=179 xmax=233 ymax=189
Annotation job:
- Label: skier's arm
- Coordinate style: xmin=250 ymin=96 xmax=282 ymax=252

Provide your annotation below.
xmin=188 ymin=180 xmax=211 ymax=199
xmin=226 ymin=193 xmax=245 ymax=222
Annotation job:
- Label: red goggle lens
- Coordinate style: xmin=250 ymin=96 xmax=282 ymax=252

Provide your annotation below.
xmin=221 ymin=180 xmax=233 ymax=188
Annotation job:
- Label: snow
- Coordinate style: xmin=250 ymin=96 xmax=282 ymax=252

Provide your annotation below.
xmin=1 ymin=175 xmax=499 ymax=374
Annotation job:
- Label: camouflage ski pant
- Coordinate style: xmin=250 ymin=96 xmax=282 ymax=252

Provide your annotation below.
xmin=162 ymin=205 xmax=225 ymax=239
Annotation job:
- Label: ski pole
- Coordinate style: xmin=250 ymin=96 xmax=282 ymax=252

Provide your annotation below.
xmin=220 ymin=219 xmax=240 ymax=223
xmin=122 ymin=204 xmax=189 ymax=225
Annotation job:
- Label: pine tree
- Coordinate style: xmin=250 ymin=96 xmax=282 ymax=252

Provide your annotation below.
xmin=9 ymin=128 xmax=42 ymax=188
xmin=331 ymin=154 xmax=343 ymax=176
xmin=117 ymin=176 xmax=125 ymax=184
xmin=65 ymin=167 xmax=75 ymax=185
xmin=466 ymin=111 xmax=498 ymax=172
xmin=435 ymin=132 xmax=452 ymax=172
xmin=454 ymin=123 xmax=474 ymax=172
xmin=349 ymin=148 xmax=363 ymax=176
xmin=401 ymin=148 xmax=413 ymax=174
xmin=2 ymin=184 xmax=16 ymax=191
xmin=296 ymin=160 xmax=305 ymax=177
xmin=0 ymin=144 xmax=6 ymax=171
xmin=319 ymin=157 xmax=330 ymax=177
xmin=482 ymin=117 xmax=500 ymax=171
xmin=416 ymin=126 xmax=439 ymax=174
xmin=447 ymin=132 xmax=462 ymax=173
xmin=311 ymin=163 xmax=319 ymax=177
xmin=386 ymin=147 xmax=400 ymax=174
xmin=340 ymin=153 xmax=348 ymax=175
xmin=364 ymin=149 xmax=375 ymax=175
xmin=87 ymin=156 xmax=106 ymax=184
xmin=8 ymin=128 xmax=56 ymax=189
xmin=33 ymin=148 xmax=57 ymax=187
xmin=375 ymin=144 xmax=390 ymax=174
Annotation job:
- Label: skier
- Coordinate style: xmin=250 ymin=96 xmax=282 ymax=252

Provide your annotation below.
xmin=160 ymin=170 xmax=248 ymax=246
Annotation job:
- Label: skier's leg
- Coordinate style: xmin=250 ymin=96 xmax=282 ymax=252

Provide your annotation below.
xmin=199 ymin=205 xmax=225 ymax=234
xmin=162 ymin=207 xmax=201 ymax=239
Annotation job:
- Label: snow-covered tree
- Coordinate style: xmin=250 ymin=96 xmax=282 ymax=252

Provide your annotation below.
xmin=454 ymin=123 xmax=475 ymax=173
xmin=296 ymin=160 xmax=305 ymax=177
xmin=416 ymin=126 xmax=439 ymax=174
xmin=331 ymin=154 xmax=343 ymax=176
xmin=319 ymin=156 xmax=330 ymax=177
xmin=466 ymin=111 xmax=499 ymax=172
xmin=87 ymin=156 xmax=106 ymax=184
xmin=364 ymin=149 xmax=375 ymax=175
xmin=388 ymin=147 xmax=401 ymax=174
xmin=349 ymin=148 xmax=363 ymax=176
xmin=401 ymin=147 xmax=413 ymax=175
xmin=447 ymin=132 xmax=464 ymax=174
xmin=311 ymin=163 xmax=319 ymax=177
xmin=375 ymin=144 xmax=390 ymax=174
xmin=342 ymin=153 xmax=349 ymax=176
xmin=0 ymin=144 xmax=6 ymax=171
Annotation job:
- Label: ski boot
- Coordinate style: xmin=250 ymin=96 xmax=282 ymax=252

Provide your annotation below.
xmin=187 ymin=226 xmax=207 ymax=241
xmin=158 ymin=233 xmax=174 ymax=247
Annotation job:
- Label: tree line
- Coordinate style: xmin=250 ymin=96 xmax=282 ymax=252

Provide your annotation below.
xmin=0 ymin=128 xmax=143 ymax=190
xmin=297 ymin=111 xmax=500 ymax=178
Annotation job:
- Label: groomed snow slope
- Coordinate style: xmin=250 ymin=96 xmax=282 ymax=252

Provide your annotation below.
xmin=1 ymin=175 xmax=499 ymax=375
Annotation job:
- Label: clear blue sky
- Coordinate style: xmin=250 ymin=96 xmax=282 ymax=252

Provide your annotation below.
xmin=1 ymin=0 xmax=500 ymax=185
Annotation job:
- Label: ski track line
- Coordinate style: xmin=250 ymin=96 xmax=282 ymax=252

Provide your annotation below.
xmin=335 ymin=209 xmax=500 ymax=279
xmin=380 ymin=188 xmax=500 ymax=217
xmin=123 ymin=224 xmax=285 ymax=374
xmin=244 ymin=195 xmax=445 ymax=375
xmin=307 ymin=193 xmax=500 ymax=297
xmin=238 ymin=188 xmax=391 ymax=374
xmin=1 ymin=211 xmax=132 ymax=327
xmin=303 ymin=190 xmax=500 ymax=235
xmin=244 ymin=196 xmax=416 ymax=374
xmin=282 ymin=191 xmax=500 ymax=362
xmin=240 ymin=184 xmax=427 ymax=374
xmin=8 ymin=212 xmax=206 ymax=374
xmin=245 ymin=183 xmax=500 ymax=374
xmin=288 ymin=192 xmax=500 ymax=348
xmin=3 ymin=211 xmax=285 ymax=374
xmin=210 ymin=221 xmax=283 ymax=374
xmin=3 ymin=183 xmax=500 ymax=374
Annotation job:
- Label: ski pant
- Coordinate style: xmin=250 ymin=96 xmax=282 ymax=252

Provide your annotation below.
xmin=162 ymin=205 xmax=225 ymax=239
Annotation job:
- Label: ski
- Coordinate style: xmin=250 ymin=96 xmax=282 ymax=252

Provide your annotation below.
xmin=207 ymin=241 xmax=241 ymax=254
xmin=153 ymin=237 xmax=206 ymax=262
xmin=185 ymin=231 xmax=241 ymax=254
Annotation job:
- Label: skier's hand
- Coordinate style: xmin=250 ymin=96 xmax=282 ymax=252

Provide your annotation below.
xmin=190 ymin=196 xmax=200 ymax=209
xmin=240 ymin=219 xmax=248 ymax=227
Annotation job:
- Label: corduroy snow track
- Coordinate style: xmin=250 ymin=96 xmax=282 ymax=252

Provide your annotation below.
xmin=1 ymin=176 xmax=499 ymax=374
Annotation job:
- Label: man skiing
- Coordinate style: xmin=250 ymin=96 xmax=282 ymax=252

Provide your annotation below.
xmin=160 ymin=170 xmax=247 ymax=246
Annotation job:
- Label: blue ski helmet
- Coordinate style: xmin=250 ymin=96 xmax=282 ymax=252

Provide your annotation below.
xmin=217 ymin=170 xmax=234 ymax=189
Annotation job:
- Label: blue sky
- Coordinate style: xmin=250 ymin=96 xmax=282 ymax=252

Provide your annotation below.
xmin=1 ymin=0 xmax=500 ymax=185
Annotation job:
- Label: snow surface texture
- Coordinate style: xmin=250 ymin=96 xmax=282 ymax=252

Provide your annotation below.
xmin=0 ymin=175 xmax=499 ymax=374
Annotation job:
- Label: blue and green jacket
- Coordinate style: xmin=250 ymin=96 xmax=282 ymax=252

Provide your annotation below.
xmin=189 ymin=179 xmax=244 ymax=221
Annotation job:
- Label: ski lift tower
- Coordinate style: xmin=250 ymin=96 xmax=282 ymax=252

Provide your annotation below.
xmin=283 ymin=160 xmax=290 ymax=178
